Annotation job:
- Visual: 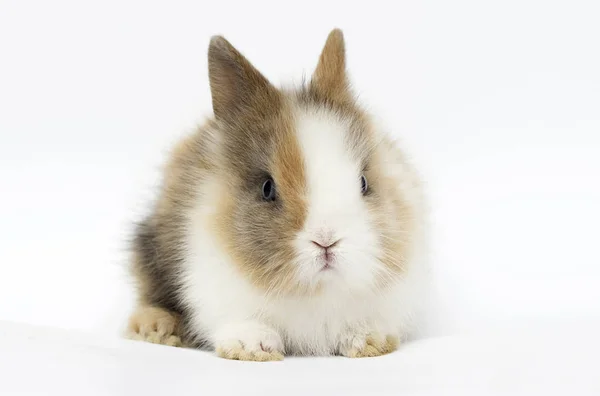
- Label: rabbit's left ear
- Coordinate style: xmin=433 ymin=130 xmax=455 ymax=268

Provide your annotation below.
xmin=310 ymin=29 xmax=351 ymax=104
xmin=208 ymin=35 xmax=280 ymax=121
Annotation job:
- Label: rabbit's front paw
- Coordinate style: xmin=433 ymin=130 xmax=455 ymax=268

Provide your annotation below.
xmin=214 ymin=322 xmax=284 ymax=362
xmin=126 ymin=306 xmax=183 ymax=347
xmin=339 ymin=331 xmax=398 ymax=358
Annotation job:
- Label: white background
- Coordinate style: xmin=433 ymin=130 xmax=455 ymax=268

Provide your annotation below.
xmin=1 ymin=0 xmax=599 ymax=338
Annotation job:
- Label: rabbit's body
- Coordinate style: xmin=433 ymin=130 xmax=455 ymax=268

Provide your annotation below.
xmin=126 ymin=30 xmax=429 ymax=360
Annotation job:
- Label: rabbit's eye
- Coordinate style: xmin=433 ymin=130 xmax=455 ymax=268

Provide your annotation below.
xmin=262 ymin=178 xmax=276 ymax=201
xmin=360 ymin=175 xmax=368 ymax=195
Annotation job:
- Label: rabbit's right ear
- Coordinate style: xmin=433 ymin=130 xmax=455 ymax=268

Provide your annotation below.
xmin=208 ymin=36 xmax=280 ymax=121
xmin=309 ymin=28 xmax=352 ymax=105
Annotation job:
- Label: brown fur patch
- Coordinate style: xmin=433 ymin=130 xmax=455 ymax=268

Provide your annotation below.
xmin=211 ymin=99 xmax=309 ymax=297
xmin=203 ymin=35 xmax=311 ymax=296
xmin=271 ymin=112 xmax=308 ymax=233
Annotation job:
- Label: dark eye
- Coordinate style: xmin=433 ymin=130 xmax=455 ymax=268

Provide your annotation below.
xmin=360 ymin=174 xmax=368 ymax=195
xmin=262 ymin=178 xmax=276 ymax=201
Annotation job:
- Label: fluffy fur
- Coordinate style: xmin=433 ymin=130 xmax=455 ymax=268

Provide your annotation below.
xmin=126 ymin=29 xmax=429 ymax=361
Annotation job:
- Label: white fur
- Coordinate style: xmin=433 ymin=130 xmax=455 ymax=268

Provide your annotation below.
xmin=292 ymin=108 xmax=383 ymax=292
xmin=180 ymin=105 xmax=429 ymax=356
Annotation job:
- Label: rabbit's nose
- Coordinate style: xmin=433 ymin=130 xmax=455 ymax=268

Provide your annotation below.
xmin=311 ymin=239 xmax=340 ymax=250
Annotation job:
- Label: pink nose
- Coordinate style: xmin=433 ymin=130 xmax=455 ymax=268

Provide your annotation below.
xmin=311 ymin=239 xmax=340 ymax=250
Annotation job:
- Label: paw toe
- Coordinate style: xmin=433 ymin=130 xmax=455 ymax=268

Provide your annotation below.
xmin=216 ymin=341 xmax=283 ymax=362
xmin=342 ymin=333 xmax=399 ymax=358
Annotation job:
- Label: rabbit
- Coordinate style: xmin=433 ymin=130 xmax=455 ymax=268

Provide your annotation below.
xmin=125 ymin=28 xmax=430 ymax=361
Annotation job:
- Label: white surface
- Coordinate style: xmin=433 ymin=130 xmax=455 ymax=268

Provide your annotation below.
xmin=1 ymin=0 xmax=600 ymax=393
xmin=1 ymin=319 xmax=599 ymax=395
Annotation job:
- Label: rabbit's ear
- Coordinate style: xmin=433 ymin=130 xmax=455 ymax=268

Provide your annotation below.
xmin=208 ymin=36 xmax=280 ymax=121
xmin=310 ymin=29 xmax=351 ymax=104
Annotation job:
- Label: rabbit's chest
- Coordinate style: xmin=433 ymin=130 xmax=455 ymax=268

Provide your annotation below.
xmin=263 ymin=293 xmax=394 ymax=355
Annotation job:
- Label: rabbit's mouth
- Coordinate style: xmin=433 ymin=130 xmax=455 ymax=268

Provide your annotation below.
xmin=316 ymin=252 xmax=338 ymax=272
